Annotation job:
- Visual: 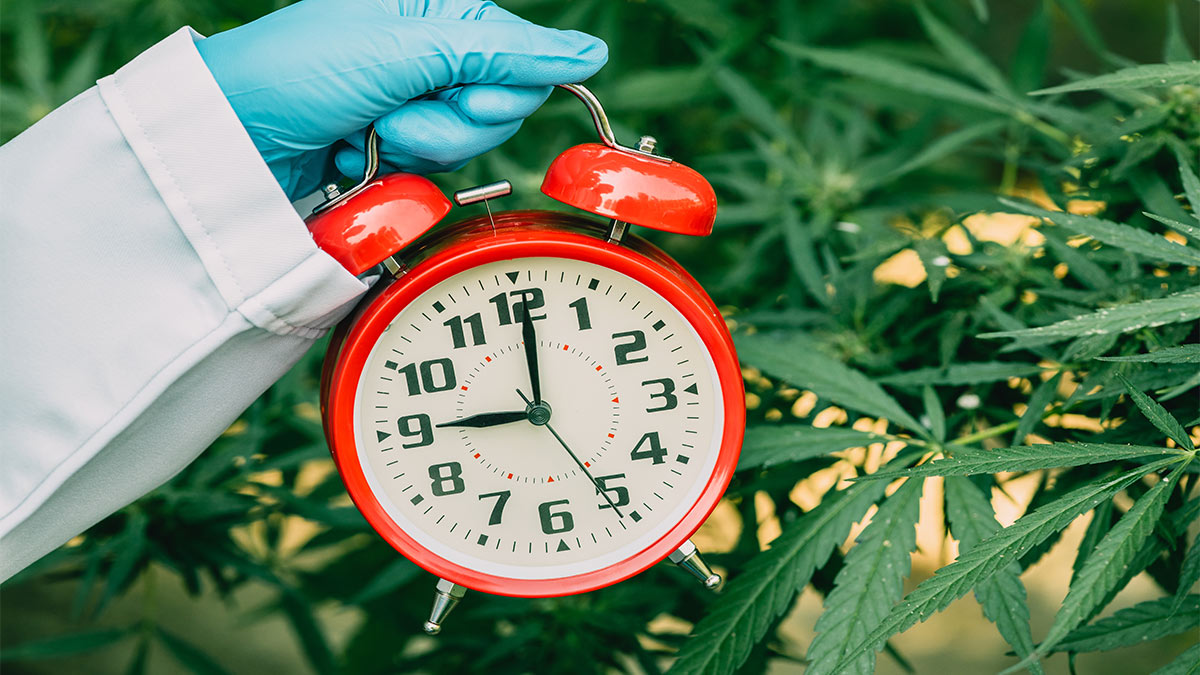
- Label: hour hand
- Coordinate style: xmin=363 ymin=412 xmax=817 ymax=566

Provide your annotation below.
xmin=436 ymin=411 xmax=528 ymax=428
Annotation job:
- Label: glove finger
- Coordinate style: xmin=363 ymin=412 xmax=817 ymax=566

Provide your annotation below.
xmin=334 ymin=146 xmax=468 ymax=179
xmin=392 ymin=18 xmax=607 ymax=92
xmin=454 ymin=84 xmax=552 ymax=125
xmin=397 ymin=0 xmax=528 ymax=23
xmin=376 ymin=98 xmax=524 ymax=165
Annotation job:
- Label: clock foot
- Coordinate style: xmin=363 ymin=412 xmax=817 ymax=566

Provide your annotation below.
xmin=423 ymin=578 xmax=467 ymax=635
xmin=668 ymin=540 xmax=722 ymax=591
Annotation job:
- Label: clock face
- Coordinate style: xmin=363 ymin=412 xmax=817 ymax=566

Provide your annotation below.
xmin=351 ymin=256 xmax=725 ymax=582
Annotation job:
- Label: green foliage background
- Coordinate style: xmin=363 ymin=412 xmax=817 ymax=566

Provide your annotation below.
xmin=2 ymin=0 xmax=1198 ymax=673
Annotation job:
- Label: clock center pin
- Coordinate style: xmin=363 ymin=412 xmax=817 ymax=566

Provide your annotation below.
xmin=525 ymin=400 xmax=553 ymax=426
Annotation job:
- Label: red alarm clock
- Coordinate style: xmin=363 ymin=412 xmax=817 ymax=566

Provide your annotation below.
xmin=307 ymin=84 xmax=744 ymax=634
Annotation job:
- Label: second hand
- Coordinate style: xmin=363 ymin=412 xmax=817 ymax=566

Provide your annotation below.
xmin=517 ymin=389 xmax=623 ymax=518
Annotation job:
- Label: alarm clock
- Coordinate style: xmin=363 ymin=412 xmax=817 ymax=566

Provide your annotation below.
xmin=307 ymin=84 xmax=744 ymax=634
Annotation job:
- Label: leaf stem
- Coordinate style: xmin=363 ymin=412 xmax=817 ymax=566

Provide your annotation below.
xmin=950 ymin=419 xmax=1021 ymax=446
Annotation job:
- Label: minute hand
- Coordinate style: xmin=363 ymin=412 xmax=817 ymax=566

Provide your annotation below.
xmin=520 ymin=298 xmax=541 ymax=404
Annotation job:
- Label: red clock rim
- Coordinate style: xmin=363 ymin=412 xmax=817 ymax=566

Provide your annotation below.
xmin=325 ymin=222 xmax=744 ymax=597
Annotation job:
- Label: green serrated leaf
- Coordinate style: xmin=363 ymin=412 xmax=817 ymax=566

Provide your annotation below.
xmin=738 ymin=426 xmax=885 ymax=471
xmin=860 ymin=443 xmax=1182 ymax=482
xmin=668 ymin=480 xmax=889 ymax=675
xmin=94 ymin=510 xmax=148 ymax=616
xmin=806 ymin=479 xmax=923 ymax=675
xmin=876 ymin=120 xmax=1006 ymax=185
xmin=157 ymin=627 xmax=233 ymax=675
xmin=1097 ymin=344 xmax=1200 ymax=363
xmin=1164 ymin=4 xmax=1195 ymax=62
xmin=1071 ymin=498 xmax=1114 ymax=584
xmin=1031 ymin=62 xmax=1200 ymax=95
xmin=945 ymin=477 xmax=1043 ymax=675
xmin=281 ymin=588 xmax=337 ymax=675
xmin=0 ymin=627 xmax=131 ymax=662
xmin=915 ymin=2 xmax=1012 ymax=97
xmin=1015 ymin=372 xmax=1061 ymax=445
xmin=1011 ymin=2 xmax=1049 ymax=93
xmin=1050 ymin=0 xmax=1117 ymax=65
xmin=772 ymin=41 xmax=1011 ymax=113
xmin=913 ymin=238 xmax=950 ymax=302
xmin=1176 ymin=156 xmax=1200 ymax=218
xmin=735 ymin=332 xmax=924 ymax=433
xmin=829 ymin=457 xmax=1181 ymax=674
xmin=713 ymin=66 xmax=796 ymax=146
xmin=1000 ymin=198 xmax=1200 ymax=267
xmin=1020 ymin=462 xmax=1186 ymax=666
xmin=1117 ymin=373 xmax=1194 ymax=450
xmin=979 ymin=287 xmax=1200 ymax=345
xmin=878 ymin=361 xmax=1043 ymax=387
xmin=1174 ymin=532 xmax=1200 ymax=614
xmin=351 ymin=557 xmax=422 ymax=604
xmin=782 ymin=206 xmax=832 ymax=308
xmin=124 ymin=637 xmax=149 ymax=675
xmin=1150 ymin=642 xmax=1200 ymax=675
xmin=1041 ymin=227 xmax=1113 ymax=290
xmin=1050 ymin=594 xmax=1199 ymax=653
xmin=1144 ymin=212 xmax=1200 ymax=245
xmin=922 ymin=385 xmax=946 ymax=442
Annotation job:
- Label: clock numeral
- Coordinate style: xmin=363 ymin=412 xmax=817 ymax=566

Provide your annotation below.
xmin=428 ymin=462 xmax=465 ymax=496
xmin=398 ymin=358 xmax=457 ymax=395
xmin=478 ymin=490 xmax=511 ymax=525
xmin=595 ymin=474 xmax=630 ymax=510
xmin=568 ymin=297 xmax=592 ymax=330
xmin=612 ymin=330 xmax=649 ymax=365
xmin=642 ymin=378 xmax=678 ymax=412
xmin=444 ymin=313 xmax=486 ymax=348
xmin=489 ymin=288 xmax=545 ymax=325
xmin=630 ymin=431 xmax=667 ymax=464
xmin=538 ymin=499 xmax=575 ymax=534
xmin=397 ymin=414 xmax=433 ymax=448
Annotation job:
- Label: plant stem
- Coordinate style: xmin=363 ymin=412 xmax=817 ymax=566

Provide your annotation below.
xmin=951 ymin=419 xmax=1021 ymax=446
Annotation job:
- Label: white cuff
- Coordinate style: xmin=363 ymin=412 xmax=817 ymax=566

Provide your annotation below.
xmin=97 ymin=27 xmax=365 ymax=336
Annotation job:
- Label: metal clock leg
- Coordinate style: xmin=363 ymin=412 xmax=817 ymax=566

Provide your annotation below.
xmin=423 ymin=578 xmax=468 ymax=635
xmin=668 ymin=539 xmax=722 ymax=591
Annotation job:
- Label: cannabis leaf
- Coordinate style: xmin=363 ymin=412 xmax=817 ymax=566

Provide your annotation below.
xmin=805 ymin=479 xmax=923 ymax=675
xmin=858 ymin=443 xmax=1184 ymax=481
xmin=944 ymin=477 xmax=1043 ymax=674
xmin=667 ymin=481 xmax=888 ymax=675
xmin=829 ymin=457 xmax=1181 ymax=674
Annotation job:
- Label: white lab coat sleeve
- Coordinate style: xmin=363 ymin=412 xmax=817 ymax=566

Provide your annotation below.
xmin=0 ymin=28 xmax=368 ymax=581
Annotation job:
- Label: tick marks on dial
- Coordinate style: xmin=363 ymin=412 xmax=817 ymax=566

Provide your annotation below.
xmin=384 ymin=360 xmax=398 ymax=370
xmin=433 ymin=301 xmax=445 ymax=313
xmin=377 ymin=430 xmax=391 ymax=442
xmin=677 ymin=455 xmax=691 ymax=464
xmin=505 ymin=271 xmax=519 ymax=283
xmin=421 ymin=312 xmax=431 ymax=321
xmin=477 ymin=534 xmax=488 ymax=546
xmin=411 ymin=494 xmax=424 ymax=505
xmin=652 ymin=320 xmax=666 ymax=331
xmin=588 ymin=278 xmax=599 ymax=290
xmin=629 ymin=511 xmax=642 ymax=522
xmin=684 ymin=383 xmax=699 ymax=395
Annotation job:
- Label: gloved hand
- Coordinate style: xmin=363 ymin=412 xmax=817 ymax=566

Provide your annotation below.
xmin=196 ymin=0 xmax=608 ymax=200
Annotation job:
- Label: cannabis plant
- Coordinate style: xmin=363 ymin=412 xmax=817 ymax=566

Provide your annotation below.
xmin=1 ymin=0 xmax=1197 ymax=673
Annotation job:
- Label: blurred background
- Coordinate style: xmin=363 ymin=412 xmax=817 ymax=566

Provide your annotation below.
xmin=1 ymin=0 xmax=1197 ymax=673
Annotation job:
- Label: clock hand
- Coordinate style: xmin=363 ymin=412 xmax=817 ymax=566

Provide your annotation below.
xmin=435 ymin=411 xmax=529 ymax=428
xmin=516 ymin=389 xmax=623 ymax=517
xmin=520 ymin=295 xmax=541 ymax=404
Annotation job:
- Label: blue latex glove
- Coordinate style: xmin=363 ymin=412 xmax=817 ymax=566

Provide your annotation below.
xmin=196 ymin=0 xmax=608 ymax=200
